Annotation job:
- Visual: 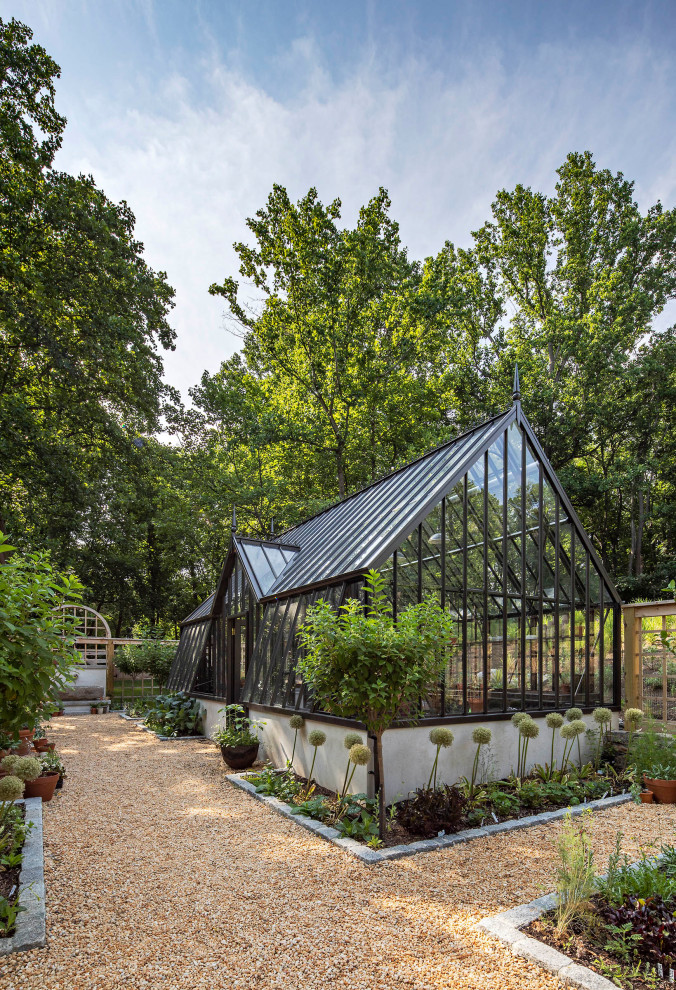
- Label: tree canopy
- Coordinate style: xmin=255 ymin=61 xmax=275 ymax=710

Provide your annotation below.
xmin=3 ymin=15 xmax=676 ymax=633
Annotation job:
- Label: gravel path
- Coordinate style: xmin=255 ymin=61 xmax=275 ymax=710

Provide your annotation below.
xmin=0 ymin=715 xmax=674 ymax=990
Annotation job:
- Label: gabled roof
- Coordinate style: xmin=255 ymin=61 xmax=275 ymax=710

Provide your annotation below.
xmin=265 ymin=408 xmax=515 ymax=596
xmin=234 ymin=535 xmax=300 ymax=598
xmin=183 ymin=593 xmax=215 ymax=622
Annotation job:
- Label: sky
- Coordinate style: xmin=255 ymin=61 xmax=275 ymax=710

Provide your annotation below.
xmin=8 ymin=0 xmax=676 ymax=403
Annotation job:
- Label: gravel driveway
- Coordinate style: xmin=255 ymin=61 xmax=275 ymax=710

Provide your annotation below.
xmin=0 ymin=715 xmax=674 ymax=990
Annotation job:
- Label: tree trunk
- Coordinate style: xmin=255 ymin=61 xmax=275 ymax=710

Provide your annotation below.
xmin=374 ymin=730 xmax=386 ymax=840
xmin=636 ymin=488 xmax=644 ymax=576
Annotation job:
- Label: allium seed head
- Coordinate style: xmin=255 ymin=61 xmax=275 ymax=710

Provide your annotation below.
xmin=308 ymin=729 xmax=326 ymax=748
xmin=624 ymin=708 xmax=644 ymax=729
xmin=289 ymin=715 xmax=305 ymax=730
xmin=560 ymin=723 xmax=577 ymax=740
xmin=0 ymin=755 xmax=20 ymax=773
xmin=519 ymin=718 xmax=540 ymax=739
xmin=429 ymin=727 xmax=454 ymax=748
xmin=593 ymin=707 xmax=612 ymax=725
xmin=472 ymin=727 xmax=492 ymax=745
xmin=569 ymin=719 xmax=586 ymax=737
xmin=565 ymin=707 xmax=583 ymax=722
xmin=0 ymin=776 xmax=24 ymax=802
xmin=349 ymin=744 xmax=371 ymax=766
xmin=344 ymin=732 xmax=363 ymax=750
xmin=511 ymin=712 xmax=528 ymax=727
xmin=546 ymin=712 xmax=564 ymax=729
xmin=13 ymin=757 xmax=41 ymax=782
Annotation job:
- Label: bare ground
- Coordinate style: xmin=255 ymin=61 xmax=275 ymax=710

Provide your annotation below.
xmin=0 ymin=714 xmax=674 ymax=990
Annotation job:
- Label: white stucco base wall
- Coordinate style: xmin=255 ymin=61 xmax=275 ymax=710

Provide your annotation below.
xmin=195 ymin=699 xmax=618 ymax=806
xmin=72 ymin=667 xmax=107 ymax=691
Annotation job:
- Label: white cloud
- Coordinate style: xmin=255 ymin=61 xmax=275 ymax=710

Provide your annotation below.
xmin=47 ymin=26 xmax=676 ymax=402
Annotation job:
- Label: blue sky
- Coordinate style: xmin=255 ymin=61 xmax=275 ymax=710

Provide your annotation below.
xmin=8 ymin=0 xmax=676 ymax=400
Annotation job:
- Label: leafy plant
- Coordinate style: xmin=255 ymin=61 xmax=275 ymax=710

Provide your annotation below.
xmin=553 ymin=811 xmax=596 ymax=934
xmin=298 ymin=569 xmax=455 ymax=837
xmin=628 ymin=718 xmax=676 ymax=780
xmin=116 ymin=640 xmax=175 ymax=684
xmin=143 ymin=693 xmax=203 ymax=737
xmin=397 ymin=785 xmax=466 ymax=839
xmin=247 ymin=765 xmax=301 ymax=802
xmin=427 ymin=727 xmax=453 ymax=790
xmin=0 ymin=533 xmax=81 ymax=741
xmin=0 ymin=893 xmax=27 ymax=936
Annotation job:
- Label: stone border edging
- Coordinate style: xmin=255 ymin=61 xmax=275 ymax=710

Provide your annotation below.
xmin=226 ymin=774 xmax=632 ymax=865
xmin=0 ymin=798 xmax=45 ymax=955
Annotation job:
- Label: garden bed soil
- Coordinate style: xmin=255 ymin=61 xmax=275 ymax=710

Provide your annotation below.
xmin=0 ymin=806 xmax=27 ymax=939
xmin=248 ymin=768 xmax=631 ymax=848
xmin=524 ymin=909 xmax=672 ymax=990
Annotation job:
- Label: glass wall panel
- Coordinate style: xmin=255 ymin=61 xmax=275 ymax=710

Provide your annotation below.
xmin=504 ymin=596 xmax=523 ymax=708
xmin=466 ymin=591 xmax=486 ymax=713
xmin=505 ymin=423 xmax=523 ymax=595
xmin=444 ymin=481 xmax=465 ymax=593
xmin=420 ymin=505 xmax=443 ymax=602
xmin=524 ymin=444 xmax=541 ymax=596
xmin=603 ymin=600 xmax=615 ymax=705
xmin=396 ymin=528 xmax=420 ymax=608
xmin=487 ymin=597 xmax=506 ymax=711
xmin=485 ymin=435 xmax=506 ymax=594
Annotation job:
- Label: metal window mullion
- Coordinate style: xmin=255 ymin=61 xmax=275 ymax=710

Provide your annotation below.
xmin=250 ymin=603 xmax=277 ymax=702
xmin=261 ymin=599 xmax=291 ymax=705
xmin=417 ymin=524 xmax=423 ymax=603
xmin=599 ymin=580 xmax=605 ymax=703
xmin=483 ymin=451 xmax=489 ymax=714
xmin=270 ymin=597 xmax=302 ymax=708
xmin=392 ymin=549 xmax=398 ymax=621
xmin=502 ymin=430 xmax=508 ymax=712
xmin=554 ymin=494 xmax=560 ymax=710
xmin=585 ymin=554 xmax=591 ymax=706
xmin=538 ymin=459 xmax=544 ymax=710
xmin=521 ymin=431 xmax=527 ymax=711
xmin=462 ymin=473 xmax=468 ymax=715
xmin=570 ymin=528 xmax=576 ymax=706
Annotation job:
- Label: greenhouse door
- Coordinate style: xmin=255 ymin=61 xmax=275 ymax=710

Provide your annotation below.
xmin=228 ymin=614 xmax=249 ymax=704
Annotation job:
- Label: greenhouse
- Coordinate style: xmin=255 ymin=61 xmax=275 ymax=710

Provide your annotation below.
xmin=168 ymin=375 xmax=622 ymax=795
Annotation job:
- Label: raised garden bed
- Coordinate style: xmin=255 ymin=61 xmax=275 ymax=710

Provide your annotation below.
xmin=480 ymin=841 xmax=676 ymax=990
xmin=0 ymin=798 xmax=45 ymax=955
xmin=227 ymin=771 xmax=633 ymax=864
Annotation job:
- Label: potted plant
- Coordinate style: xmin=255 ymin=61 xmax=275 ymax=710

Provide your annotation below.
xmin=39 ymin=751 xmax=66 ymax=789
xmin=628 ymin=717 xmax=676 ymax=804
xmin=0 ymin=754 xmax=57 ymax=802
xmin=211 ymin=704 xmax=264 ymax=769
xmin=642 ymin=762 xmax=676 ymax=804
xmin=90 ymin=703 xmax=98 ymax=715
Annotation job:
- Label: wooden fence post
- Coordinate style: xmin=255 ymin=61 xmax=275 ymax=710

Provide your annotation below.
xmin=623 ymin=605 xmax=638 ymax=709
xmin=106 ymin=640 xmax=115 ymax=699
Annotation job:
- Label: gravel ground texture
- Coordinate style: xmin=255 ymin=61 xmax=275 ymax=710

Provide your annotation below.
xmin=0 ymin=714 xmax=674 ymax=990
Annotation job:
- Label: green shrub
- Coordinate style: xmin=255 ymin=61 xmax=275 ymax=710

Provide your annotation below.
xmin=0 ymin=533 xmax=81 ymax=740
xmin=143 ymin=693 xmax=203 ymax=736
xmin=554 ymin=811 xmax=596 ymax=934
xmin=397 ymin=785 xmax=466 ymax=838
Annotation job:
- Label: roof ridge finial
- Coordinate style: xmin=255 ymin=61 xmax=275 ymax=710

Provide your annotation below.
xmin=512 ymin=363 xmax=521 ymax=404
xmin=231 ymin=504 xmax=237 ymax=533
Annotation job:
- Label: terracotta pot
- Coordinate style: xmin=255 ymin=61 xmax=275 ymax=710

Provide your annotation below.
xmin=24 ymin=772 xmax=59 ymax=803
xmin=16 ymin=737 xmax=34 ymax=756
xmin=45 ymin=742 xmax=56 ymax=751
xmin=18 ymin=729 xmax=34 ymax=741
xmin=53 ymin=710 xmax=64 ymax=717
xmin=643 ymin=775 xmax=676 ymax=804
xmin=90 ymin=706 xmax=97 ymax=714
xmin=34 ymin=740 xmax=49 ymax=753
xmin=639 ymin=790 xmax=654 ymax=803
xmin=219 ymin=743 xmax=259 ymax=770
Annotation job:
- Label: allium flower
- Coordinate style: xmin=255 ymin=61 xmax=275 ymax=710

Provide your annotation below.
xmin=344 ymin=732 xmax=363 ymax=750
xmin=472 ymin=726 xmax=492 ymax=745
xmin=519 ymin=718 xmax=539 ymax=739
xmin=569 ymin=719 xmax=586 ymax=737
xmin=349 ymin=744 xmax=371 ymax=766
xmin=565 ymin=707 xmax=583 ymax=722
xmin=429 ymin=727 xmax=454 ymax=748
xmin=289 ymin=715 xmax=305 ymax=730
xmin=0 ymin=776 xmax=24 ymax=802
xmin=0 ymin=755 xmax=20 ymax=774
xmin=560 ymin=722 xmax=577 ymax=740
xmin=13 ymin=757 xmax=41 ymax=782
xmin=308 ymin=729 xmax=326 ymax=748
xmin=546 ymin=712 xmax=564 ymax=729
xmin=511 ymin=711 xmax=528 ymax=727
xmin=593 ymin=707 xmax=612 ymax=726
xmin=624 ymin=708 xmax=643 ymax=729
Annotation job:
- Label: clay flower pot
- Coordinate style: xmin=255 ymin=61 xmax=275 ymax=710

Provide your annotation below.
xmin=90 ymin=706 xmax=98 ymax=714
xmin=639 ymin=790 xmax=654 ymax=803
xmin=24 ymin=772 xmax=59 ymax=803
xmin=18 ymin=729 xmax=34 ymax=741
xmin=643 ymin=775 xmax=676 ymax=804
xmin=219 ymin=743 xmax=259 ymax=770
xmin=34 ymin=740 xmax=49 ymax=753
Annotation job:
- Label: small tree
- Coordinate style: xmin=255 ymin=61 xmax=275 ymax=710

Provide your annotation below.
xmin=0 ymin=533 xmax=82 ymax=740
xmin=298 ymin=570 xmax=455 ymax=837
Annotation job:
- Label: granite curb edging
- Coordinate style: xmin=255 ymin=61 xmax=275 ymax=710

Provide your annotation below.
xmin=0 ymin=797 xmax=45 ymax=955
xmin=476 ymin=849 xmax=664 ymax=989
xmin=226 ymin=774 xmax=633 ymax=865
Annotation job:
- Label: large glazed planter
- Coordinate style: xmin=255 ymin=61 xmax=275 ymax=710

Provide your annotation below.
xmin=643 ymin=775 xmax=676 ymax=804
xmin=220 ymin=743 xmax=259 ymax=770
xmin=24 ymin=773 xmax=59 ymax=803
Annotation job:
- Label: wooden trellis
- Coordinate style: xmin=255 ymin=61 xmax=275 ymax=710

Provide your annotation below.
xmin=623 ymin=599 xmax=676 ymax=727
